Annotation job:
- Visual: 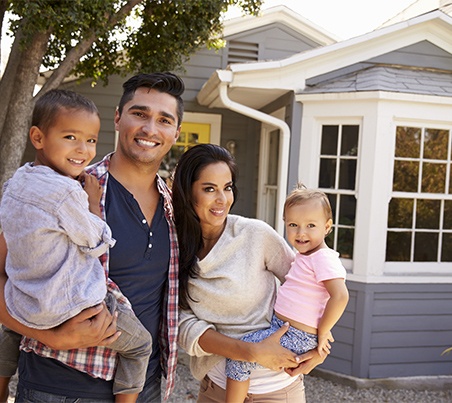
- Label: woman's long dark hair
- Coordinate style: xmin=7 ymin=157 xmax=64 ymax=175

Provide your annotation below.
xmin=172 ymin=144 xmax=238 ymax=310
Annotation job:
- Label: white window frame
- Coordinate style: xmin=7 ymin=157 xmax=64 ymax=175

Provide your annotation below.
xmin=386 ymin=120 xmax=452 ymax=275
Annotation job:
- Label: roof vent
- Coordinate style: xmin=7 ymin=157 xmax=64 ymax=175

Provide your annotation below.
xmin=227 ymin=41 xmax=259 ymax=64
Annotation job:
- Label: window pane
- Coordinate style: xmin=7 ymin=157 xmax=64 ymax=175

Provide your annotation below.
xmin=339 ymin=195 xmax=356 ymax=226
xmin=341 ymin=125 xmax=359 ymax=156
xmin=395 ymin=126 xmax=421 ymax=158
xmin=414 ymin=232 xmax=438 ymax=261
xmin=421 ymin=162 xmax=446 ymax=193
xmin=441 ymin=233 xmax=452 ymax=262
xmin=444 ymin=201 xmax=452 ymax=229
xmin=337 ymin=228 xmax=354 ymax=259
xmin=339 ymin=160 xmax=357 ymax=190
xmin=393 ymin=160 xmax=419 ymax=192
xmin=321 ymin=125 xmax=339 ymax=155
xmin=386 ymin=231 xmax=411 ymax=261
xmin=326 ymin=193 xmax=337 ymax=221
xmin=388 ymin=198 xmax=413 ymax=228
xmin=319 ymin=159 xmax=336 ymax=188
xmin=178 ymin=131 xmax=186 ymax=143
xmin=416 ymin=199 xmax=440 ymax=229
xmin=187 ymin=132 xmax=200 ymax=144
xmin=423 ymin=129 xmax=448 ymax=160
xmin=325 ymin=232 xmax=334 ymax=249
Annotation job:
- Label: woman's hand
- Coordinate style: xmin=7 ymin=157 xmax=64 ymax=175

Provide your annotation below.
xmin=284 ymin=348 xmax=327 ymax=376
xmin=250 ymin=322 xmax=300 ymax=371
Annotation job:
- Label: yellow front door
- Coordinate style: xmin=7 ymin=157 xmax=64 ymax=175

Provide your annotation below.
xmin=159 ymin=122 xmax=211 ymax=179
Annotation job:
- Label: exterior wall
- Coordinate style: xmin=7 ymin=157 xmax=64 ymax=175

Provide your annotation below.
xmin=321 ymin=281 xmax=452 ymax=378
xmin=296 ymin=87 xmax=452 ymax=378
xmin=306 ymin=41 xmax=452 ymax=88
xmin=225 ymin=23 xmax=322 ymax=64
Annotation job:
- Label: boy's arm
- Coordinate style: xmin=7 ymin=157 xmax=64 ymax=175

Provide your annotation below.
xmin=0 ymin=233 xmax=119 ymax=350
xmin=317 ymin=278 xmax=349 ymax=355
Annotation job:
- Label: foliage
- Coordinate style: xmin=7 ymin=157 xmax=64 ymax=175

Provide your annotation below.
xmin=0 ymin=0 xmax=262 ymax=199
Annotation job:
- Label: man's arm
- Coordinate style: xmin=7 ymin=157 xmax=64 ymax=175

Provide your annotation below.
xmin=0 ymin=233 xmax=119 ymax=350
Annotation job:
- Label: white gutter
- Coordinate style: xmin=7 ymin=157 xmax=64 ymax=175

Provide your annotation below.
xmin=218 ymin=82 xmax=290 ymax=235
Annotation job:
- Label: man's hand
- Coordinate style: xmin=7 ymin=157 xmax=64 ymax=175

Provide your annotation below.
xmin=44 ymin=302 xmax=120 ymax=350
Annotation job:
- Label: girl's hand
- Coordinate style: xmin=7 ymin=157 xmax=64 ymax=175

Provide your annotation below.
xmin=317 ymin=331 xmax=334 ymax=358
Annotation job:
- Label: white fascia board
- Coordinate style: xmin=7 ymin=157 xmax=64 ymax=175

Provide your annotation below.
xmin=296 ymin=91 xmax=452 ymax=105
xmin=196 ymin=70 xmax=233 ymax=107
xmin=223 ymin=6 xmax=338 ymax=45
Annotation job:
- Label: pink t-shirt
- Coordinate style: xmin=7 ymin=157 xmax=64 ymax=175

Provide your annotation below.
xmin=274 ymin=248 xmax=346 ymax=328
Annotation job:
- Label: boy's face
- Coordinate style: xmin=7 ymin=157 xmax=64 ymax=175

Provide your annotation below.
xmin=31 ymin=108 xmax=100 ymax=178
xmin=284 ymin=199 xmax=333 ymax=255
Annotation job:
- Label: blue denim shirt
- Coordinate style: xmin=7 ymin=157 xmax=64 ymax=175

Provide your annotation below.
xmin=0 ymin=163 xmax=115 ymax=329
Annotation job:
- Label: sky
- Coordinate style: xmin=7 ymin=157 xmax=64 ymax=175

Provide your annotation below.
xmin=225 ymin=0 xmax=417 ymax=40
xmin=1 ymin=0 xmax=418 ymax=73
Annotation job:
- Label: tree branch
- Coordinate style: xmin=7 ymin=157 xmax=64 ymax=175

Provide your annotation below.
xmin=39 ymin=0 xmax=144 ymax=95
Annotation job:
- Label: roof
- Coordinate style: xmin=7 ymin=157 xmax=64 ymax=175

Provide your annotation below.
xmin=222 ymin=5 xmax=338 ymax=45
xmin=302 ymin=64 xmax=452 ymax=97
xmin=198 ymin=10 xmax=452 ymax=109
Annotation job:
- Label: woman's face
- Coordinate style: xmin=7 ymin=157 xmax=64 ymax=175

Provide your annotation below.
xmin=192 ymin=162 xmax=234 ymax=232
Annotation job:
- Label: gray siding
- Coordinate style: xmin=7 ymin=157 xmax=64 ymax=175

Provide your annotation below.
xmin=369 ymin=40 xmax=452 ymax=71
xmin=226 ymin=22 xmax=323 ymax=64
xmin=306 ymin=41 xmax=452 ymax=89
xmin=320 ymin=281 xmax=452 ymax=378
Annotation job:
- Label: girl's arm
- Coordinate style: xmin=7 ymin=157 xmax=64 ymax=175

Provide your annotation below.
xmin=317 ymin=278 xmax=349 ymax=356
xmin=0 ymin=233 xmax=119 ymax=350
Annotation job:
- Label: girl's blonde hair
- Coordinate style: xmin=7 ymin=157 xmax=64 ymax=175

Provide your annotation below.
xmin=283 ymin=183 xmax=333 ymax=222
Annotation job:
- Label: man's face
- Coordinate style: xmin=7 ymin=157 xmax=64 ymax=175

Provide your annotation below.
xmin=114 ymin=87 xmax=180 ymax=167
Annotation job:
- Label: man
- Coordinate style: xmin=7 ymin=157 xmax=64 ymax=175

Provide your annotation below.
xmin=0 ymin=72 xmax=183 ymax=402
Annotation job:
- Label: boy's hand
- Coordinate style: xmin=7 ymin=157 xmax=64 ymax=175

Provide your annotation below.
xmin=79 ymin=172 xmax=102 ymax=218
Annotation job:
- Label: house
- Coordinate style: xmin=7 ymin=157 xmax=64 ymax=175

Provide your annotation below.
xmin=58 ymin=5 xmax=452 ymax=382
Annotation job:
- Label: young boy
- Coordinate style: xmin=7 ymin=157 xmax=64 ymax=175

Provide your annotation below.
xmin=225 ymin=184 xmax=349 ymax=403
xmin=0 ymin=89 xmax=152 ymax=403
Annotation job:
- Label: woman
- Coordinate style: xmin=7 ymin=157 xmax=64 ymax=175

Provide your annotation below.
xmin=172 ymin=144 xmax=326 ymax=402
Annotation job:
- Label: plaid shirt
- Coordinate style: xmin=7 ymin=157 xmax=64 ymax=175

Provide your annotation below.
xmin=21 ymin=153 xmax=179 ymax=400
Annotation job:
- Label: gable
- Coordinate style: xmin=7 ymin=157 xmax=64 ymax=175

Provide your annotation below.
xmin=368 ymin=40 xmax=452 ymax=70
xmin=226 ymin=23 xmax=325 ymax=62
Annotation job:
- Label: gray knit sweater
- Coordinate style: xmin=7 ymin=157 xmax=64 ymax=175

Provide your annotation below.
xmin=178 ymin=215 xmax=295 ymax=381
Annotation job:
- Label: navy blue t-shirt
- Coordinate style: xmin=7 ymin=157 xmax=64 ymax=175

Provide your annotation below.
xmin=18 ymin=174 xmax=170 ymax=398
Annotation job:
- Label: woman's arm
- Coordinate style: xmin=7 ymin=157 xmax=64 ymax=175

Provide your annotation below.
xmin=0 ymin=233 xmax=119 ymax=350
xmin=199 ymin=326 xmax=301 ymax=371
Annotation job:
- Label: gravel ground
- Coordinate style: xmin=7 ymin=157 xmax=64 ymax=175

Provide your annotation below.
xmin=164 ymin=354 xmax=452 ymax=403
xmin=7 ymin=354 xmax=452 ymax=402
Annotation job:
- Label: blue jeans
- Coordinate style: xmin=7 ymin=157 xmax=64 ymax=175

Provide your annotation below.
xmin=15 ymin=376 xmax=161 ymax=403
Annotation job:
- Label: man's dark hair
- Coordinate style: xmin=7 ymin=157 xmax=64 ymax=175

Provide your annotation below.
xmin=32 ymin=89 xmax=99 ymax=133
xmin=118 ymin=72 xmax=185 ymax=126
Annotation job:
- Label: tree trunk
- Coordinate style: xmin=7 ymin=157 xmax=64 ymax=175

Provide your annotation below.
xmin=0 ymin=27 xmax=51 ymax=200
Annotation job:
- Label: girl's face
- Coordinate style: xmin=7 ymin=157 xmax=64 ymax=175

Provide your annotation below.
xmin=192 ymin=162 xmax=234 ymax=233
xmin=284 ymin=199 xmax=332 ymax=255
